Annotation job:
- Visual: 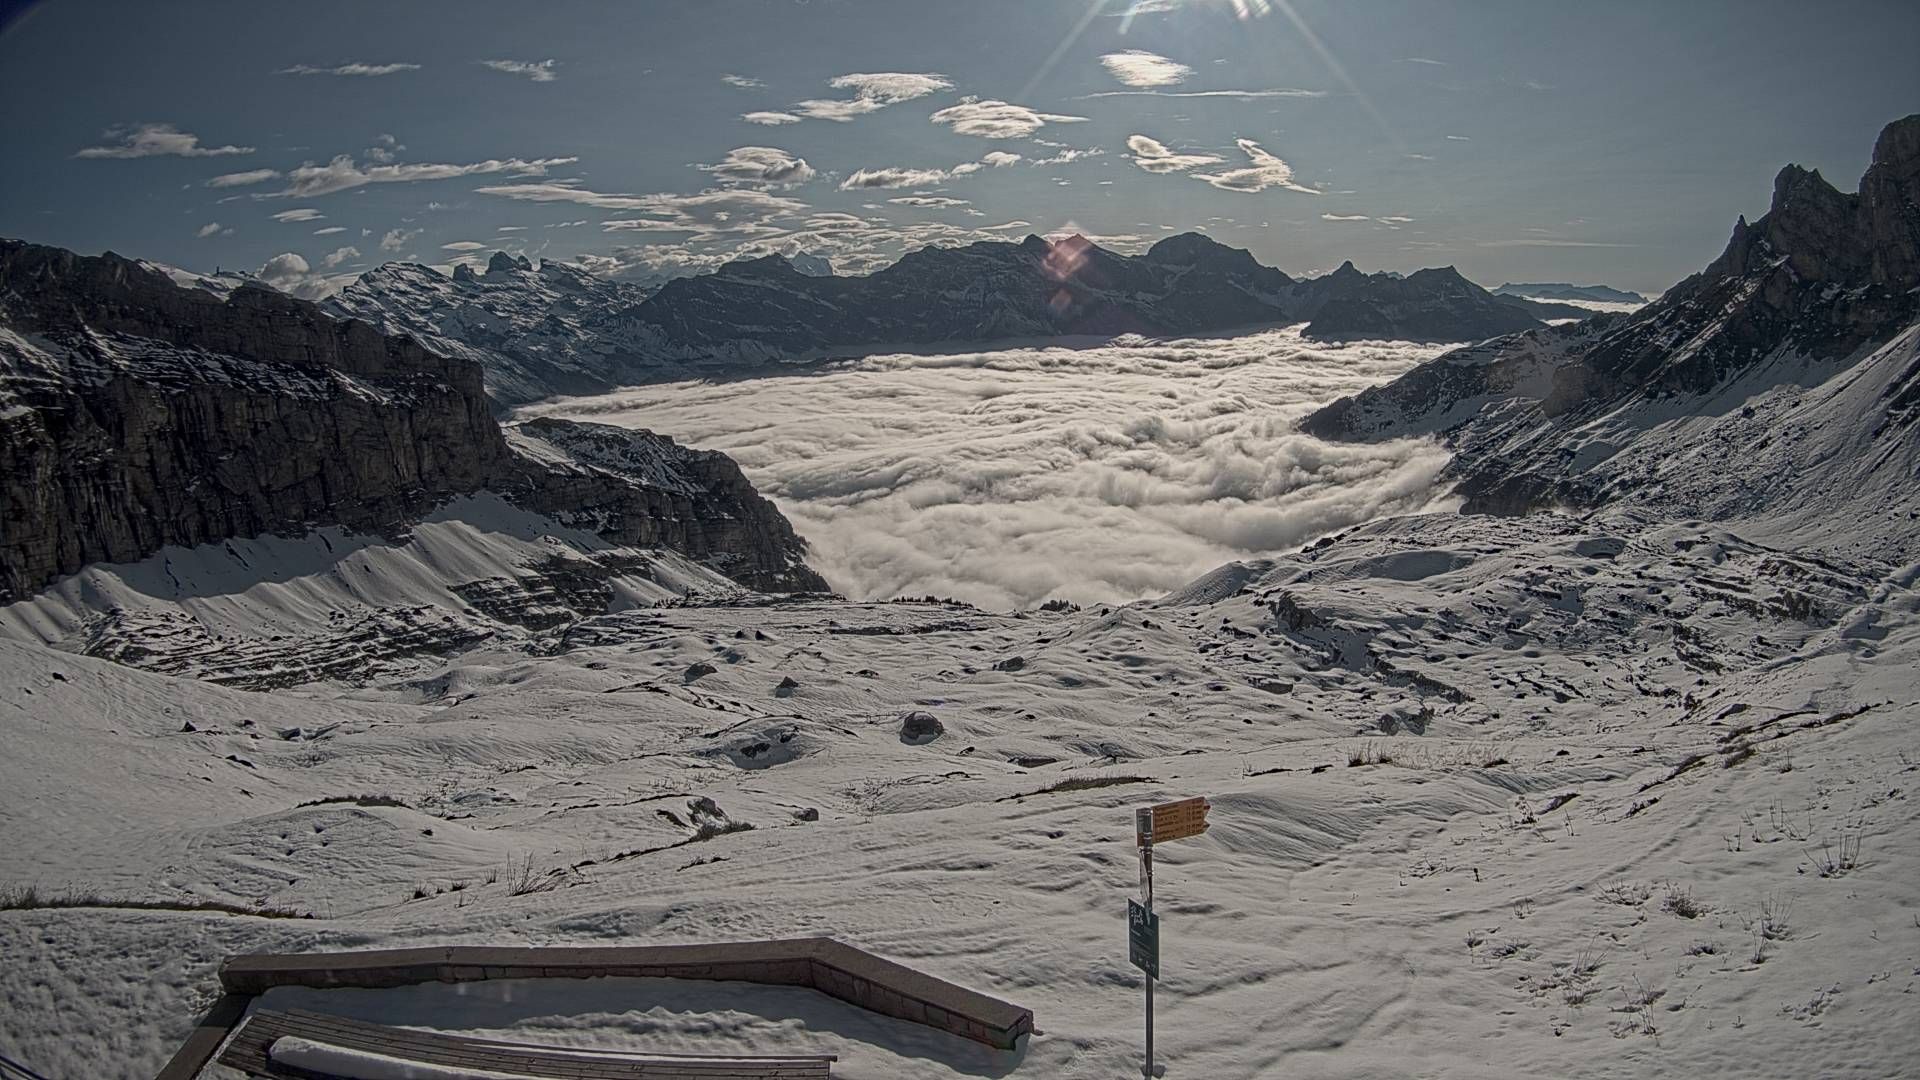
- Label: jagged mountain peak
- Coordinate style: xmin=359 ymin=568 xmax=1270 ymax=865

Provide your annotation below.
xmin=1302 ymin=114 xmax=1920 ymax=562
xmin=485 ymin=251 xmax=534 ymax=276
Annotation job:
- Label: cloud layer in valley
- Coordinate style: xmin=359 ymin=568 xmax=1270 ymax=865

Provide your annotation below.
xmin=526 ymin=328 xmax=1456 ymax=609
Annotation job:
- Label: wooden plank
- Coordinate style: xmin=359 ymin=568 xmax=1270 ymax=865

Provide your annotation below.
xmin=154 ymin=992 xmax=253 ymax=1080
xmin=220 ymin=1010 xmax=835 ymax=1079
xmin=215 ymin=937 xmax=1033 ymax=1051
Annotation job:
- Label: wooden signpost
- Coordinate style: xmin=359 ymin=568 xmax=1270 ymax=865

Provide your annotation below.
xmin=1131 ymin=796 xmax=1209 ymax=1077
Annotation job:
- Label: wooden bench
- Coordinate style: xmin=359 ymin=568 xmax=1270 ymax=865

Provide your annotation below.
xmin=218 ymin=1008 xmax=836 ymax=1078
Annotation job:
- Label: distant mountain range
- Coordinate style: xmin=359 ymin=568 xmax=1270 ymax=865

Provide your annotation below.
xmin=1491 ymin=282 xmax=1647 ymax=304
xmin=1304 ymin=114 xmax=1920 ymax=564
xmin=329 ymin=234 xmax=1587 ymax=407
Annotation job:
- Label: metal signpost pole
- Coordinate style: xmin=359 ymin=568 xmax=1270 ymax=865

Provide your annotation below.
xmin=1143 ymin=841 xmax=1153 ymax=1079
xmin=1131 ymin=797 xmax=1204 ymax=1079
xmin=1136 ymin=807 xmax=1154 ymax=1079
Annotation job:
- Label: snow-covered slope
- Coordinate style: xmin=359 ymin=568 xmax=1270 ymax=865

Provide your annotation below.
xmin=2 ymin=508 xmax=1915 ymax=1078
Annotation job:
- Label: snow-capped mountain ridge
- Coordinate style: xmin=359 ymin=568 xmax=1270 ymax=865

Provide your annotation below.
xmin=1303 ymin=114 xmax=1920 ymax=563
xmin=330 ymin=236 xmax=1585 ymax=406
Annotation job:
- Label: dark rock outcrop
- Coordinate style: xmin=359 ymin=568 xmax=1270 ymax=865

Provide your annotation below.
xmin=0 ymin=239 xmax=826 ymax=601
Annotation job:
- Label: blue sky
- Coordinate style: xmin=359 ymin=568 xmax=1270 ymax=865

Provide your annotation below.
xmin=1 ymin=0 xmax=1914 ymax=297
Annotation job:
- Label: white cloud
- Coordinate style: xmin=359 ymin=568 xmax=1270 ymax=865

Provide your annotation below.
xmin=271 ymin=154 xmax=576 ymax=198
xmin=313 ymin=226 xmax=347 ymax=235
xmin=1031 ymin=146 xmax=1104 ymax=166
xmin=1079 ymin=87 xmax=1326 ymax=100
xmin=888 ymin=196 xmax=972 ymax=208
xmin=321 ymin=245 xmax=361 ymax=268
xmin=254 ymin=252 xmax=353 ymax=299
xmin=1125 ymin=134 xmax=1222 ymax=174
xmin=521 ymin=329 xmax=1457 ymax=609
xmin=696 ymin=146 xmax=816 ymax=188
xmin=442 ymin=241 xmax=488 ymax=251
xmin=1192 ymin=139 xmax=1317 ymax=193
xmin=363 ymin=133 xmax=404 ymax=163
xmin=75 ymin=123 xmax=251 ymax=159
xmin=742 ymin=111 xmax=803 ymax=126
xmin=1321 ymin=213 xmax=1370 ymax=221
xmin=205 ymin=168 xmax=280 ymax=188
xmin=480 ymin=58 xmax=558 ymax=82
xmin=278 ymin=62 xmax=419 ymax=77
xmin=836 ymin=152 xmax=1017 ymax=191
xmin=1445 ymin=134 xmax=1471 ymax=141
xmin=793 ymin=98 xmax=886 ymax=122
xmin=929 ymin=98 xmax=1087 ymax=139
xmin=721 ymin=74 xmax=765 ymax=89
xmin=271 ymin=208 xmax=325 ymax=223
xmin=379 ymin=227 xmax=420 ymax=251
xmin=195 ymin=222 xmax=228 ymax=238
xmin=1378 ymin=215 xmax=1415 ymax=224
xmin=784 ymin=71 xmax=952 ymax=123
xmin=477 ymin=181 xmax=807 ymax=240
xmin=841 ymin=168 xmax=954 ymax=191
xmin=1099 ymin=49 xmax=1193 ymax=88
xmin=827 ymin=72 xmax=952 ymax=104
xmin=497 ymin=225 xmax=527 ymax=232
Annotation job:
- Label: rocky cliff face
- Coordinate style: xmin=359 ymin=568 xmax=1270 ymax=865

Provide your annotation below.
xmin=0 ymin=240 xmax=826 ymax=601
xmin=1301 ymin=115 xmax=1920 ymax=561
xmin=330 ymin=234 xmax=1577 ymax=405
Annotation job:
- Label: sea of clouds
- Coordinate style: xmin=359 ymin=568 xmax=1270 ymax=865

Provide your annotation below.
xmin=525 ymin=327 xmax=1459 ymax=609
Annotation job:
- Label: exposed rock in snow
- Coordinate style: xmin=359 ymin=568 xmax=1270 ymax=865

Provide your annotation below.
xmin=899 ymin=710 xmax=945 ymax=743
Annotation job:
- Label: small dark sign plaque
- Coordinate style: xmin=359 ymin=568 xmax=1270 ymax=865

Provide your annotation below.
xmin=1127 ymin=898 xmax=1159 ymax=978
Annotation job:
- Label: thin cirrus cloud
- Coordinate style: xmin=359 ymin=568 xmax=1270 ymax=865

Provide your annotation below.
xmin=474 ymin=181 xmax=807 ymax=239
xmin=792 ymin=71 xmax=954 ymax=121
xmin=1125 ymin=134 xmax=1222 ymax=174
xmin=480 ymin=58 xmax=558 ymax=82
xmin=277 ymin=62 xmax=419 ymax=77
xmin=269 ymin=208 xmax=324 ymax=223
xmin=1098 ymin=49 xmax=1193 ymax=88
xmin=888 ymin=196 xmax=971 ymax=208
xmin=696 ymin=146 xmax=816 ymax=188
xmin=721 ymin=74 xmax=765 ymax=89
xmin=269 ymin=154 xmax=577 ymax=198
xmin=838 ymin=151 xmax=1019 ymax=191
xmin=205 ymin=168 xmax=280 ymax=188
xmin=1080 ymin=87 xmax=1326 ymax=100
xmin=1193 ymin=139 xmax=1317 ymax=193
xmin=194 ymin=222 xmax=229 ymax=238
xmin=929 ymin=98 xmax=1087 ymax=139
xmin=313 ymin=226 xmax=347 ymax=235
xmin=75 ymin=123 xmax=251 ymax=159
